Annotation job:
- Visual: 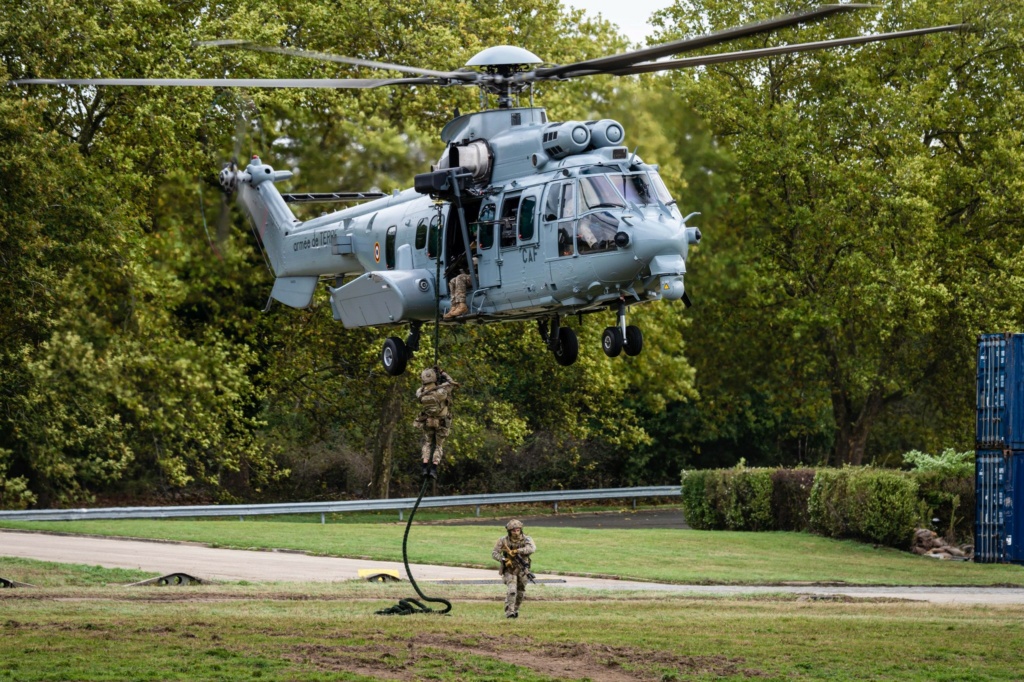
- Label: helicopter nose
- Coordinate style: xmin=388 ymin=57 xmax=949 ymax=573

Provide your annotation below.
xmin=629 ymin=219 xmax=690 ymax=263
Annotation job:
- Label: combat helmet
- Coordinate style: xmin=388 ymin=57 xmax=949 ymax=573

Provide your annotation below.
xmin=505 ymin=519 xmax=524 ymax=532
xmin=420 ymin=367 xmax=437 ymax=385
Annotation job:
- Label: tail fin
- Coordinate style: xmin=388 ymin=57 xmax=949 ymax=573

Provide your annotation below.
xmin=219 ymin=156 xmax=297 ymax=277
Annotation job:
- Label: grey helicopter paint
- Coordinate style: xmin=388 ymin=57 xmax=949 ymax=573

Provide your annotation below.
xmin=230 ymin=108 xmax=697 ymax=313
xmin=13 ymin=5 xmax=965 ymax=375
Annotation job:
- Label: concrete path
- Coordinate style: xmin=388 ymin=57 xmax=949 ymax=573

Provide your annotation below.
xmin=3 ymin=530 xmax=1024 ymax=605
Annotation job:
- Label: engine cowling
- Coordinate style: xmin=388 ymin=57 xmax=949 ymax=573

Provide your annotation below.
xmin=542 ymin=121 xmax=592 ymax=159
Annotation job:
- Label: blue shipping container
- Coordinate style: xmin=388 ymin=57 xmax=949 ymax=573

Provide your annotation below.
xmin=974 ymin=450 xmax=1024 ymax=563
xmin=977 ymin=333 xmax=1024 ymax=449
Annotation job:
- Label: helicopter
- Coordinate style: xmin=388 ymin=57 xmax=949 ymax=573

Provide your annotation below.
xmin=14 ymin=4 xmax=963 ymax=376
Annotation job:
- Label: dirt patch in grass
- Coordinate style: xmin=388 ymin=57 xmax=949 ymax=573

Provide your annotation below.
xmin=285 ymin=632 xmax=766 ymax=680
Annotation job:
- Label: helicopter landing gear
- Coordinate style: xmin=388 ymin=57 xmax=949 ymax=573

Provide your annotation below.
xmin=381 ymin=323 xmax=423 ymax=376
xmin=624 ymin=325 xmax=643 ymax=357
xmin=603 ymin=301 xmax=643 ymax=359
xmin=602 ymin=327 xmax=624 ymax=357
xmin=382 ymin=337 xmax=409 ymax=376
xmin=539 ymin=316 xmax=579 ymax=367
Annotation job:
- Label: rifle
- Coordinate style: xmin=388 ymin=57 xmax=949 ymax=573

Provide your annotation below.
xmin=503 ymin=539 xmax=537 ymax=584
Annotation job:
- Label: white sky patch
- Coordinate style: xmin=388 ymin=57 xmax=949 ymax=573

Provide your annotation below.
xmin=567 ymin=0 xmax=677 ymax=47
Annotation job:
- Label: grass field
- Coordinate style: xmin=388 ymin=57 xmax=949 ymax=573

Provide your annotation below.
xmin=3 ymin=517 xmax=1022 ymax=586
xmin=3 ymin=531 xmax=1024 ymax=680
xmin=1 ymin=575 xmax=1022 ymax=681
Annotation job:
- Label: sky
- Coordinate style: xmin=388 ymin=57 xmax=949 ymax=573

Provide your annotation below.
xmin=568 ymin=0 xmax=677 ymax=46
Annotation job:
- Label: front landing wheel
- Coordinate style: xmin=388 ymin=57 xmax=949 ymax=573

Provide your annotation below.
xmin=624 ymin=325 xmax=643 ymax=357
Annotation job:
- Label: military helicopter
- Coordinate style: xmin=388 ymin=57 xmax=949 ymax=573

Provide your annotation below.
xmin=14 ymin=4 xmax=962 ymax=375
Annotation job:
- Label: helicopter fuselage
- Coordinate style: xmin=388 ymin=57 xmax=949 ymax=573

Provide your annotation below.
xmin=235 ymin=107 xmax=699 ymax=331
xmin=225 ymin=106 xmax=701 ymax=373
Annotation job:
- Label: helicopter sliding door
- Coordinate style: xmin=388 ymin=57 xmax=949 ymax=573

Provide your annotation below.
xmin=542 ymin=180 xmax=582 ymax=303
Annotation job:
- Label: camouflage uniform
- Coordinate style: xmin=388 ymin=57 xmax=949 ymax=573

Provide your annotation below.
xmin=412 ymin=367 xmax=459 ymax=476
xmin=491 ymin=519 xmax=536 ymax=618
xmin=443 ymin=241 xmax=477 ymax=319
xmin=446 ymin=273 xmax=472 ymax=313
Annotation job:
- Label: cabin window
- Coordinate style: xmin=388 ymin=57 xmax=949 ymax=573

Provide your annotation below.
xmin=415 ymin=218 xmax=428 ymax=250
xmin=476 ymin=204 xmax=496 ymax=250
xmin=576 ymin=210 xmax=619 ymax=255
xmin=385 ymin=225 xmax=397 ymax=269
xmin=499 ymin=195 xmax=520 ymax=248
xmin=427 ymin=214 xmax=441 ymax=258
xmin=579 ymin=175 xmax=625 ymax=212
xmin=518 ymin=197 xmax=536 ymax=242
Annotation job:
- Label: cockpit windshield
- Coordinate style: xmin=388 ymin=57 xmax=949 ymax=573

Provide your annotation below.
xmin=607 ymin=173 xmax=653 ymax=205
xmin=578 ymin=167 xmax=675 ymax=208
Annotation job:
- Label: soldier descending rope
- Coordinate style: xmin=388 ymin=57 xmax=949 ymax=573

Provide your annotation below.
xmin=412 ymin=366 xmax=460 ymax=479
xmin=492 ymin=519 xmax=536 ymax=619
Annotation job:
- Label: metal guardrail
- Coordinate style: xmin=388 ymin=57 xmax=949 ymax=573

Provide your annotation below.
xmin=0 ymin=486 xmax=681 ymax=523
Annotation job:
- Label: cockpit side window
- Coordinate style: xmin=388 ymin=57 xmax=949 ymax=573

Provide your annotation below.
xmin=576 ymin=211 xmax=619 ymax=255
xmin=579 ymin=175 xmax=625 ymax=212
xmin=543 ymin=183 xmax=561 ymax=222
xmin=560 ymin=183 xmax=576 ymax=219
xmin=649 ymin=171 xmax=675 ymax=205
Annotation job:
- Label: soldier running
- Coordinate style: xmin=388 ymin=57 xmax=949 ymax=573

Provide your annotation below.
xmin=412 ymin=366 xmax=459 ymax=478
xmin=491 ymin=519 xmax=536 ymax=619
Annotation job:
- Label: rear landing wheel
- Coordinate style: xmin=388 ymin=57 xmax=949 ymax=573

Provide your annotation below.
xmin=624 ymin=325 xmax=643 ymax=357
xmin=553 ymin=327 xmax=579 ymax=366
xmin=382 ymin=337 xmax=409 ymax=376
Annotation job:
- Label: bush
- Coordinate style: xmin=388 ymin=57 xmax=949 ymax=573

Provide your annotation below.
xmin=914 ymin=470 xmax=974 ymax=544
xmin=902 ymin=448 xmax=974 ymax=476
xmin=770 ymin=468 xmax=815 ymax=531
xmin=680 ymin=469 xmax=719 ymax=530
xmin=681 ymin=466 xmax=773 ymax=531
xmin=684 ymin=465 xmax=952 ymax=549
xmin=809 ymin=468 xmax=920 ymax=547
xmin=807 ymin=469 xmax=852 ymax=538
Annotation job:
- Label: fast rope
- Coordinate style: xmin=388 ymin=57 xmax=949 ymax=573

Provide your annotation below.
xmin=374 ymin=475 xmax=452 ymax=615
xmin=375 ymin=200 xmax=452 ymax=616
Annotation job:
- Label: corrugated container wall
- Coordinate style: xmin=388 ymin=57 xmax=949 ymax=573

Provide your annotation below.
xmin=976 ymin=333 xmax=1024 ymax=449
xmin=974 ymin=450 xmax=1023 ymax=563
xmin=976 ymin=333 xmax=1024 ymax=563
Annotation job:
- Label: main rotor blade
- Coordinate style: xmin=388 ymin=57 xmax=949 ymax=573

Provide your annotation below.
xmin=605 ymin=24 xmax=966 ymax=76
xmin=12 ymin=77 xmax=445 ymax=89
xmin=532 ymin=4 xmax=871 ymax=80
xmin=197 ymin=40 xmax=478 ymax=82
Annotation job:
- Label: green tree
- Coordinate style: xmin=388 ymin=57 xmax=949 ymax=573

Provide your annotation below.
xmin=651 ymin=0 xmax=1024 ymax=465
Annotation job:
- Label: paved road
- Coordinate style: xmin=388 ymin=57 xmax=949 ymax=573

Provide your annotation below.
xmin=3 ymin=530 xmax=1024 ymax=605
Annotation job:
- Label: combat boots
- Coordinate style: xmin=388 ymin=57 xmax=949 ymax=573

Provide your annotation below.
xmin=443 ymin=302 xmax=468 ymax=319
xmin=421 ymin=462 xmax=430 ymax=478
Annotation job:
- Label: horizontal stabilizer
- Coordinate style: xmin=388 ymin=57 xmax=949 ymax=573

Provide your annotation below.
xmin=271 ymin=276 xmax=319 ymax=309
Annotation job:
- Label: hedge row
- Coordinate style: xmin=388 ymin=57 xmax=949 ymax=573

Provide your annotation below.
xmin=680 ymin=467 xmax=974 ymax=548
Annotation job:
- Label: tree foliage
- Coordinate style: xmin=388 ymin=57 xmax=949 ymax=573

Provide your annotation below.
xmin=1 ymin=0 xmax=1020 ymax=507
